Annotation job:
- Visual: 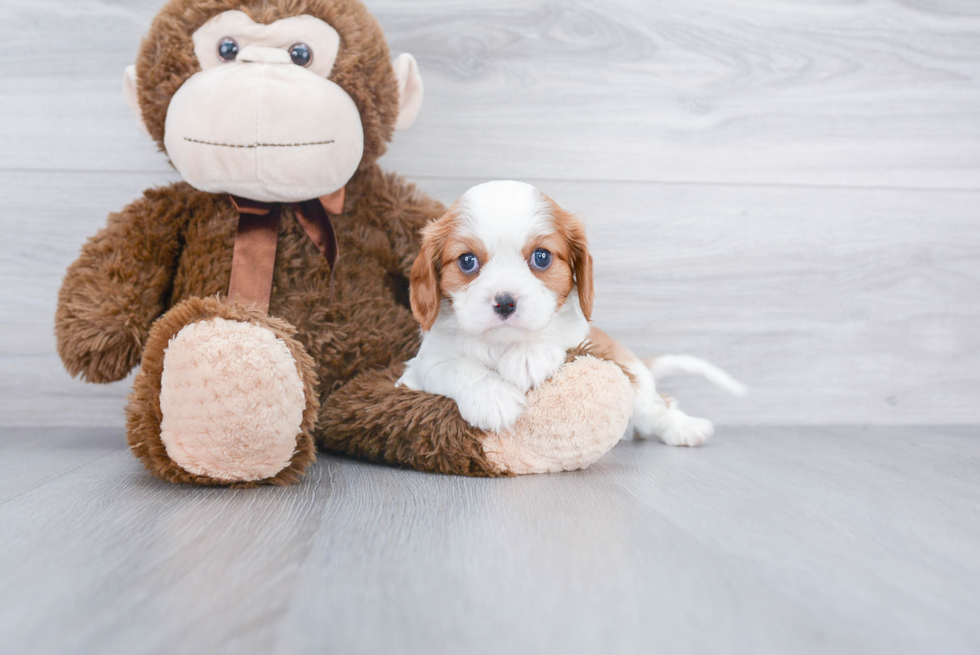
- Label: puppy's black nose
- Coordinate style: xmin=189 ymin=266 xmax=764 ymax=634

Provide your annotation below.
xmin=493 ymin=293 xmax=517 ymax=318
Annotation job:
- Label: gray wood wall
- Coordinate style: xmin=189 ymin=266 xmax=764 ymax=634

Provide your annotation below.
xmin=1 ymin=0 xmax=978 ymax=427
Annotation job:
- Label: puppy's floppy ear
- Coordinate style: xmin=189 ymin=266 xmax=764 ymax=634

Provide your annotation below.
xmin=547 ymin=197 xmax=595 ymax=321
xmin=410 ymin=211 xmax=455 ymax=331
xmin=568 ymin=219 xmax=595 ymax=321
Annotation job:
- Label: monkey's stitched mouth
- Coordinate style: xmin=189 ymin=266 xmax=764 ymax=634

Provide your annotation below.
xmin=183 ymin=137 xmax=335 ymax=149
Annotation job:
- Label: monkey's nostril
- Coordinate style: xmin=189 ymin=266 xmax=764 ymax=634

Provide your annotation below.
xmin=493 ymin=293 xmax=517 ymax=319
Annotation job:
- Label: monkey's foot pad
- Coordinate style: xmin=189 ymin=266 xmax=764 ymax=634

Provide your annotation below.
xmin=159 ymin=317 xmax=306 ymax=482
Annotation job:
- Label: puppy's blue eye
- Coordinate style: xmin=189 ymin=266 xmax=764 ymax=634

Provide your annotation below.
xmin=458 ymin=253 xmax=480 ymax=274
xmin=531 ymin=248 xmax=552 ymax=270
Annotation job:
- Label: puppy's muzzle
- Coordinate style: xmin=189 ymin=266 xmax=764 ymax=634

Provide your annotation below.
xmin=493 ymin=293 xmax=517 ymax=319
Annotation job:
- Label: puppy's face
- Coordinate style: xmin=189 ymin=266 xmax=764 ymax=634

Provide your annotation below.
xmin=410 ymin=181 xmax=594 ymax=340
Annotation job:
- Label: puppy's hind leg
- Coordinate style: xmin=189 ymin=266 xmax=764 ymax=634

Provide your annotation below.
xmin=624 ymin=360 xmax=715 ymax=447
xmin=587 ymin=326 xmax=714 ymax=447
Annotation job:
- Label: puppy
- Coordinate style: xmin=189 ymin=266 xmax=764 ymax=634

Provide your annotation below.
xmin=397 ymin=180 xmax=743 ymax=446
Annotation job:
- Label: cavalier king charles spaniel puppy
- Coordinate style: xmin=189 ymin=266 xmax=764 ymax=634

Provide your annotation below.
xmin=397 ymin=181 xmax=744 ymax=446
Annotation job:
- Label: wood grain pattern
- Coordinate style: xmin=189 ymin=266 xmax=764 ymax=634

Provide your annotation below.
xmin=1 ymin=3 xmax=978 ymax=652
xmin=0 ymin=426 xmax=978 ymax=654
xmin=3 ymin=171 xmax=977 ymax=426
xmin=0 ymin=0 xmax=978 ymax=189
xmin=2 ymin=1 xmax=978 ymax=423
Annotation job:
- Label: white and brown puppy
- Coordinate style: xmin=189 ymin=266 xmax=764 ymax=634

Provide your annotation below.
xmin=398 ymin=180 xmax=742 ymax=446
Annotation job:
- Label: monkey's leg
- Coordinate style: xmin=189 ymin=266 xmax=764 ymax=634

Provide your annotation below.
xmin=127 ymin=296 xmax=318 ymax=486
xmin=318 ymin=345 xmax=633 ymax=476
xmin=481 ymin=346 xmax=634 ymax=474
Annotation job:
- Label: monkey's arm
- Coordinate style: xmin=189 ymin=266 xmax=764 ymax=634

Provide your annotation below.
xmin=321 ymin=340 xmax=632 ymax=477
xmin=320 ymin=362 xmax=504 ymax=477
xmin=56 ymin=185 xmax=190 ymax=383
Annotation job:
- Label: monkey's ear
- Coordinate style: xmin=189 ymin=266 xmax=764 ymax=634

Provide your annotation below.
xmin=392 ymin=53 xmax=424 ymax=131
xmin=122 ymin=65 xmax=150 ymax=136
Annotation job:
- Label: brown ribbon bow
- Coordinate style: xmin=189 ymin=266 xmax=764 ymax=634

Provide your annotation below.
xmin=227 ymin=187 xmax=344 ymax=313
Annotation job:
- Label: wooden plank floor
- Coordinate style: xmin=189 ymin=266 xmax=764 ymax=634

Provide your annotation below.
xmin=0 ymin=426 xmax=978 ymax=655
xmin=1 ymin=1 xmax=979 ymax=653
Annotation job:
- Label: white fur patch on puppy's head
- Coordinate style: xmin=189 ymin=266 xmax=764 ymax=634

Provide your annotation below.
xmin=410 ymin=181 xmax=594 ymax=340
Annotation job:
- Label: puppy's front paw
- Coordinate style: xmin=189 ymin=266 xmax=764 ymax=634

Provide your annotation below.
xmin=659 ymin=413 xmax=715 ymax=447
xmin=456 ymin=378 xmax=527 ymax=432
xmin=497 ymin=344 xmax=567 ymax=392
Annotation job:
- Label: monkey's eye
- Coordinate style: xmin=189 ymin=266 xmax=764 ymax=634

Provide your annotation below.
xmin=530 ymin=248 xmax=553 ymax=270
xmin=458 ymin=253 xmax=480 ymax=274
xmin=289 ymin=43 xmax=313 ymax=67
xmin=217 ymin=37 xmax=239 ymax=62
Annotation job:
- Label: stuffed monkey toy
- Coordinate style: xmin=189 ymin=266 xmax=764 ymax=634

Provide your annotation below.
xmin=55 ymin=0 xmax=634 ymax=486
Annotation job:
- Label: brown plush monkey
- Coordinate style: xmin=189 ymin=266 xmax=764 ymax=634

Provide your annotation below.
xmin=55 ymin=0 xmax=633 ymax=486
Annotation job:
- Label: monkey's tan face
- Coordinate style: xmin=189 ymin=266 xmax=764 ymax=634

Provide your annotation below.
xmin=163 ymin=10 xmax=364 ymax=203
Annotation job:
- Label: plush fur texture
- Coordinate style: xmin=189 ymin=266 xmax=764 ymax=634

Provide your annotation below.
xmin=322 ymin=343 xmax=631 ymax=476
xmin=93 ymin=168 xmax=447 ymax=484
xmin=319 ymin=364 xmax=501 ymax=477
xmin=482 ymin=352 xmax=634 ymax=474
xmin=159 ymin=317 xmax=308 ymax=481
xmin=134 ymin=0 xmax=400 ymax=171
xmin=56 ymin=0 xmax=634 ymax=484
xmin=126 ymin=296 xmax=319 ymax=487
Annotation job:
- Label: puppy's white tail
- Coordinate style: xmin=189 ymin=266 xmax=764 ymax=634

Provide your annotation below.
xmin=642 ymin=355 xmax=748 ymax=398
